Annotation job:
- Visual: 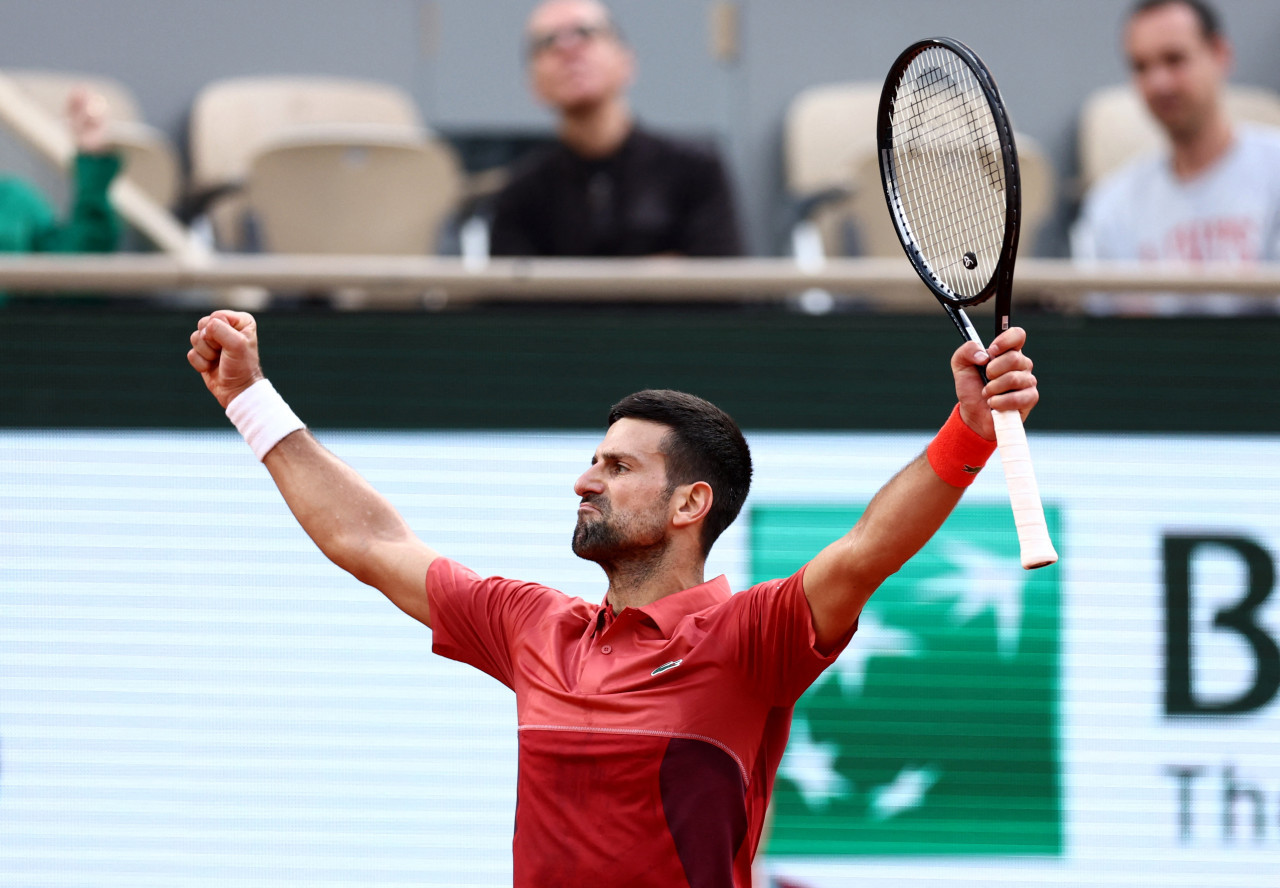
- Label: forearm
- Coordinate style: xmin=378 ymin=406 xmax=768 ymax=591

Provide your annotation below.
xmin=847 ymin=454 xmax=964 ymax=581
xmin=263 ymin=431 xmax=408 ymax=578
xmin=217 ymin=375 xmax=436 ymax=624
xmin=805 ymin=406 xmax=996 ymax=649
xmin=803 ymin=455 xmax=963 ymax=649
xmin=192 ymin=316 xmax=440 ymax=622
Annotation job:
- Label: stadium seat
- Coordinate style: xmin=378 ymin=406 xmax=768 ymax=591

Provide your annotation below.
xmin=781 ymin=81 xmax=880 ymax=259
xmin=2 ymin=68 xmax=182 ymax=209
xmin=187 ymin=76 xmax=428 ymax=249
xmin=245 ymin=128 xmax=463 ymax=255
xmin=1077 ymin=82 xmax=1280 ymax=193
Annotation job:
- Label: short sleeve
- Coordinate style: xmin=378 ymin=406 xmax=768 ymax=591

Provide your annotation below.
xmin=721 ymin=565 xmax=856 ymax=707
xmin=1069 ymin=209 xmax=1101 ymax=261
xmin=487 ymin=176 xmax=540 ymax=257
xmin=426 ymin=557 xmax=568 ymax=690
xmin=1070 ymin=184 xmax=1114 ymax=262
xmin=487 ymin=147 xmax=557 ymax=257
xmin=0 ymin=176 xmax=55 ymax=252
xmin=679 ymin=148 xmax=744 ymax=257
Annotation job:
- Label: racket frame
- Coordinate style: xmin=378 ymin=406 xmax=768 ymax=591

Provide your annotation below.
xmin=877 ymin=36 xmax=1021 ymax=342
xmin=876 ymin=36 xmax=1058 ymax=570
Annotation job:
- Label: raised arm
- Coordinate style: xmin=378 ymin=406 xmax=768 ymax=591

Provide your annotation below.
xmin=187 ymin=310 xmax=438 ymax=627
xmin=802 ymin=327 xmax=1040 ymax=651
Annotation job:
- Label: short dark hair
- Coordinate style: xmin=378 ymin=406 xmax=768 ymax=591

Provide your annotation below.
xmin=607 ymin=389 xmax=752 ymax=556
xmin=1129 ymin=0 xmax=1222 ymax=40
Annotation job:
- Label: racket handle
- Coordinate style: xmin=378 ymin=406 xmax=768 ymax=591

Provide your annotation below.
xmin=990 ymin=408 xmax=1058 ymax=569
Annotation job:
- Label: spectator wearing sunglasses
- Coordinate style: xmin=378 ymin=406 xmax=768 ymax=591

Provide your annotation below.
xmin=488 ymin=0 xmax=744 ymax=258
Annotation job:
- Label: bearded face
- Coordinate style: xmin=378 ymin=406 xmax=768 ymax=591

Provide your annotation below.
xmin=572 ymin=417 xmax=680 ymax=569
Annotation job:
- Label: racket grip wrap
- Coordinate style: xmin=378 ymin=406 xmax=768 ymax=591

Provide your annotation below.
xmin=927 ymin=405 xmax=997 ymax=487
xmin=226 ymin=379 xmax=306 ymax=462
xmin=991 ymin=408 xmax=1059 ymax=569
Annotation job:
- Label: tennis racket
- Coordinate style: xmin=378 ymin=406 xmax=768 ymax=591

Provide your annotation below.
xmin=876 ymin=36 xmax=1057 ymax=569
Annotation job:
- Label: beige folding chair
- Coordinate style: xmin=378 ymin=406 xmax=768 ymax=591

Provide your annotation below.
xmin=245 ymin=130 xmax=462 ymax=255
xmin=3 ymin=68 xmax=181 ymax=208
xmin=845 ymin=132 xmax=1057 ymax=258
xmin=782 ymin=81 xmax=881 ymax=258
xmin=1077 ymin=82 xmax=1280 ymax=193
xmin=188 ymin=76 xmax=426 ymax=249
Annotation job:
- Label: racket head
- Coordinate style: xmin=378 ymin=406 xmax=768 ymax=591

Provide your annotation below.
xmin=876 ymin=37 xmax=1021 ymax=324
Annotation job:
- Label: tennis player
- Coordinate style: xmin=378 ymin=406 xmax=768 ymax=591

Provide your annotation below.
xmin=187 ymin=310 xmax=1039 ymax=887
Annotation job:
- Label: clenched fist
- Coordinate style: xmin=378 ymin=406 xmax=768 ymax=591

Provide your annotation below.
xmin=187 ymin=310 xmax=264 ymax=408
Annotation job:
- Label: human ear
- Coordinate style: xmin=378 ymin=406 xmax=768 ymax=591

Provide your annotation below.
xmin=671 ymin=481 xmax=713 ymax=529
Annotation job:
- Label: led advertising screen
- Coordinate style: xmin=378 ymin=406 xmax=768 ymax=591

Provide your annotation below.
xmin=2 ymin=430 xmax=1277 ymax=886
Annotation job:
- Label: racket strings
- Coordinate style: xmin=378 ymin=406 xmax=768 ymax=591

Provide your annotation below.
xmin=898 ymin=59 xmax=1003 ymax=290
xmin=898 ymin=54 xmax=1005 ymax=276
xmin=905 ymin=62 xmax=996 ymax=238
xmin=898 ymin=68 xmax=1004 ymax=293
xmin=888 ymin=46 xmax=1007 ymax=299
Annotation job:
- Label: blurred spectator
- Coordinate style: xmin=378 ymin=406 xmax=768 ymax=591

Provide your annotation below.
xmin=0 ymin=87 xmax=121 ymax=254
xmin=1071 ymin=0 xmax=1280 ymax=314
xmin=488 ymin=0 xmax=744 ymax=257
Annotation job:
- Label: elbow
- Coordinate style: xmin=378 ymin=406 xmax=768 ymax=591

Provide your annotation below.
xmin=326 ymin=521 xmax=414 ymax=594
xmin=832 ymin=533 xmax=901 ymax=594
xmin=326 ymin=534 xmax=372 ymax=584
xmin=309 ymin=520 xmax=381 ymax=586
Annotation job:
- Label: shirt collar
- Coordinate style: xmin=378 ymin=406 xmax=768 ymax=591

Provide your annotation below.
xmin=595 ymin=575 xmax=732 ymax=638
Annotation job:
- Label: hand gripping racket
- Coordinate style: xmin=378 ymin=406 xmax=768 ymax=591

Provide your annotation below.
xmin=876 ymin=37 xmax=1057 ymax=569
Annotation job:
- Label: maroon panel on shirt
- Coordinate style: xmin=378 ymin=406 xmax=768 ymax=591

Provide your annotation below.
xmin=513 ymin=727 xmax=693 ymax=888
xmin=659 ymin=737 xmax=747 ymax=888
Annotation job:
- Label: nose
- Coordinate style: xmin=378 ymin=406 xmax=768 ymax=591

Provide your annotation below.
xmin=1141 ymin=61 xmax=1178 ymax=96
xmin=552 ymin=31 xmax=587 ymax=53
xmin=574 ymin=465 xmax=603 ymax=498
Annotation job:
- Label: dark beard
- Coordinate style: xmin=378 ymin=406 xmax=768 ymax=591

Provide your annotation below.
xmin=571 ymin=511 xmax=625 ymax=561
xmin=571 ymin=496 xmax=669 ymax=566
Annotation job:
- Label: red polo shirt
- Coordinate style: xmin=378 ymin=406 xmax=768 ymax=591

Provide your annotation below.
xmin=427 ymin=557 xmax=853 ymax=888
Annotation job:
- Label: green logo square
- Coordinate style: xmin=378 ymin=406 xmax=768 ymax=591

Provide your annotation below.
xmin=752 ymin=503 xmax=1063 ymax=856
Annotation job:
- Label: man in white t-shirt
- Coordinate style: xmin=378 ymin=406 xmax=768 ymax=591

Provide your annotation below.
xmin=1071 ymin=0 xmax=1280 ymax=314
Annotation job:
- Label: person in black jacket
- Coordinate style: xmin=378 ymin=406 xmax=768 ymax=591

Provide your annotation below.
xmin=489 ymin=0 xmax=744 ymax=257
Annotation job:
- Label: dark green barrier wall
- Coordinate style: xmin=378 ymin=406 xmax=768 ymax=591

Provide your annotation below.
xmin=2 ymin=302 xmax=1277 ymax=432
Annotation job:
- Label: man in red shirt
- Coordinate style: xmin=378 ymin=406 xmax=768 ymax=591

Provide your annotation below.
xmin=187 ymin=311 xmax=1040 ymax=886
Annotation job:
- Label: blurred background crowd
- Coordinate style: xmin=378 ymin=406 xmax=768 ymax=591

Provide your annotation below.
xmin=0 ymin=0 xmax=1278 ymax=315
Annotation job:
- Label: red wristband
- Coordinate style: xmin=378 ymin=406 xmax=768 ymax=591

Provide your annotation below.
xmin=927 ymin=404 xmax=997 ymax=487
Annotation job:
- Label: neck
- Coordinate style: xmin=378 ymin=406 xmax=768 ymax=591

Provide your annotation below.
xmin=559 ymin=98 xmax=633 ymax=158
xmin=1170 ymin=110 xmax=1235 ymax=180
xmin=603 ymin=549 xmax=705 ymax=612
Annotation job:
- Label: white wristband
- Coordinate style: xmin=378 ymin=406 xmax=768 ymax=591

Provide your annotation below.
xmin=225 ymin=379 xmax=306 ymax=461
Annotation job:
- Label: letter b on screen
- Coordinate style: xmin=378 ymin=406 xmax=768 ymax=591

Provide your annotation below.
xmin=1164 ymin=534 xmax=1280 ymax=716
